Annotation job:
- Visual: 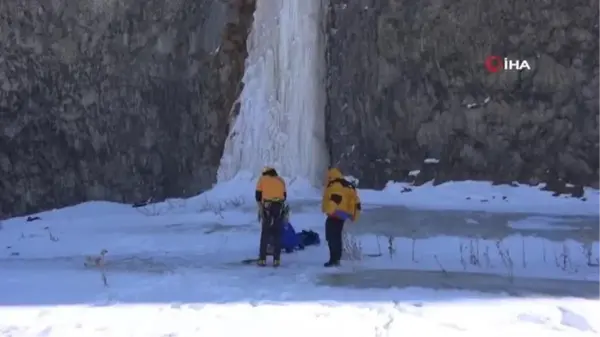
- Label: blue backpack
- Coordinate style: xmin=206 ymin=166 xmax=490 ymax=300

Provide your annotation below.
xmin=281 ymin=222 xmax=300 ymax=253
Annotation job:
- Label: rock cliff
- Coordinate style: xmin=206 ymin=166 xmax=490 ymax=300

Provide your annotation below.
xmin=325 ymin=0 xmax=599 ymax=190
xmin=0 ymin=0 xmax=255 ymax=217
xmin=2 ymin=0 xmax=598 ymax=217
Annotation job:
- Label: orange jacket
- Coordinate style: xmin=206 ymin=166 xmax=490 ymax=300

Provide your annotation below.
xmin=255 ymin=167 xmax=287 ymax=202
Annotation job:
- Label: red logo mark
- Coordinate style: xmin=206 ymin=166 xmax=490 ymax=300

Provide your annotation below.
xmin=484 ymin=55 xmax=503 ymax=73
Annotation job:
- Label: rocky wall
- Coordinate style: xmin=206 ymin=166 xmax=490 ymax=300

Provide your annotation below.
xmin=325 ymin=0 xmax=599 ymax=190
xmin=0 ymin=0 xmax=256 ymax=217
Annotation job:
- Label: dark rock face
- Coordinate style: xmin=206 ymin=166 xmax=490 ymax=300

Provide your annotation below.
xmin=0 ymin=0 xmax=256 ymax=217
xmin=325 ymin=0 xmax=599 ymax=189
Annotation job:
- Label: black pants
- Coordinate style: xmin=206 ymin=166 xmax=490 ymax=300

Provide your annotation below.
xmin=259 ymin=201 xmax=284 ymax=260
xmin=325 ymin=216 xmax=345 ymax=263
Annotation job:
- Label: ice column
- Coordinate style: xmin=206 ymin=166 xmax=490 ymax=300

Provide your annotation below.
xmin=217 ymin=0 xmax=329 ymax=186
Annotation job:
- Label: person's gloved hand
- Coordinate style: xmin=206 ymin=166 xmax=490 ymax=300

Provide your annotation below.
xmin=257 ymin=208 xmax=262 ymax=222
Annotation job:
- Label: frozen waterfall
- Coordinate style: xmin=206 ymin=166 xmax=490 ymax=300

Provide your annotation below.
xmin=217 ymin=0 xmax=329 ymax=186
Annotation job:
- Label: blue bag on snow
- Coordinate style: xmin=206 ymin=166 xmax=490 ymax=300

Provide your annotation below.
xmin=281 ymin=222 xmax=300 ymax=252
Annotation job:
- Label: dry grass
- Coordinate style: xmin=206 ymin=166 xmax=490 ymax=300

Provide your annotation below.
xmin=342 ymin=229 xmax=363 ymax=261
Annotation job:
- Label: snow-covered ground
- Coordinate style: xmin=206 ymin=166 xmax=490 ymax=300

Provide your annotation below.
xmin=1 ymin=178 xmax=598 ymax=336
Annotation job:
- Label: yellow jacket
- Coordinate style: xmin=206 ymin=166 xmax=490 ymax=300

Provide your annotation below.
xmin=255 ymin=167 xmax=287 ymax=203
xmin=321 ymin=168 xmax=361 ymax=221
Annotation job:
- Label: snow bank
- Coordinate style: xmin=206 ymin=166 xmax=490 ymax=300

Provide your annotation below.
xmin=190 ymin=171 xmax=321 ymax=205
xmin=358 ymin=181 xmax=599 ymax=216
xmin=3 ymin=174 xmax=598 ymax=223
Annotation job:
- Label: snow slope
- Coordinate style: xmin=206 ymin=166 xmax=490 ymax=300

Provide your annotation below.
xmin=0 ymin=181 xmax=598 ymax=336
xmin=134 ymin=172 xmax=600 ymax=216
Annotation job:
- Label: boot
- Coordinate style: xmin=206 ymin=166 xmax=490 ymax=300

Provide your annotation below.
xmin=324 ymin=241 xmax=340 ymax=267
xmin=272 ymin=259 xmax=281 ymax=267
xmin=257 ymin=259 xmax=267 ymax=267
xmin=324 ymin=260 xmax=340 ymax=267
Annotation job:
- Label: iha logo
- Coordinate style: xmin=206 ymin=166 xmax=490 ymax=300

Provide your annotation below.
xmin=484 ymin=56 xmax=531 ymax=73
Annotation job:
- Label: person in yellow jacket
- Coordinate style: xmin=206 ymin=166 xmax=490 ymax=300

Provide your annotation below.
xmin=255 ymin=167 xmax=287 ymax=267
xmin=321 ymin=168 xmax=361 ymax=267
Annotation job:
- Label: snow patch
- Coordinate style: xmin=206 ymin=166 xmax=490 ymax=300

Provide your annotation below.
xmin=408 ymin=170 xmax=421 ymax=177
xmin=368 ymin=181 xmax=599 ymax=215
xmin=344 ymin=175 xmax=359 ymax=187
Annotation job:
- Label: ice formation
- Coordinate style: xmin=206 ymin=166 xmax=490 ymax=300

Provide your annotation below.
xmin=217 ymin=0 xmax=329 ymax=186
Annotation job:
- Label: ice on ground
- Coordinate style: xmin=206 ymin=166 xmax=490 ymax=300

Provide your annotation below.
xmin=109 ymin=173 xmax=599 ymax=219
xmin=0 ymin=178 xmax=598 ymax=336
xmin=15 ymin=171 xmax=595 ymax=221
xmin=508 ymin=216 xmax=590 ymax=231
xmin=206 ymin=173 xmax=600 ymax=216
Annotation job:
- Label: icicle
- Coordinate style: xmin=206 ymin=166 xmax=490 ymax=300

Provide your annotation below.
xmin=217 ymin=0 xmax=329 ymax=186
